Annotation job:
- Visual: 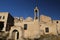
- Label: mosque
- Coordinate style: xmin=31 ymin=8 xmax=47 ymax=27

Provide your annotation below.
xmin=0 ymin=1 xmax=60 ymax=40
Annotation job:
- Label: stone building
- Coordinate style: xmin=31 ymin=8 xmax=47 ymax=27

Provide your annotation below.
xmin=0 ymin=6 xmax=60 ymax=40
xmin=0 ymin=12 xmax=14 ymax=31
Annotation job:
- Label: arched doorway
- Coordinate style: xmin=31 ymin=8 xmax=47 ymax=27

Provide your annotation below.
xmin=12 ymin=30 xmax=19 ymax=40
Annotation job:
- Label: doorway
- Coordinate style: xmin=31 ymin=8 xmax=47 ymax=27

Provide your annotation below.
xmin=12 ymin=30 xmax=19 ymax=40
xmin=0 ymin=22 xmax=4 ymax=31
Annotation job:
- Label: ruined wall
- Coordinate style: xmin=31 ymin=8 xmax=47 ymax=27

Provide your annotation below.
xmin=40 ymin=15 xmax=52 ymax=24
xmin=53 ymin=20 xmax=60 ymax=34
xmin=40 ymin=15 xmax=58 ymax=35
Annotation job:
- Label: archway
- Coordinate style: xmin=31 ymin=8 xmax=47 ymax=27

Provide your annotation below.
xmin=12 ymin=29 xmax=19 ymax=40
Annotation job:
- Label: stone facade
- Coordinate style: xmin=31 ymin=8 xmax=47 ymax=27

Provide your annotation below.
xmin=0 ymin=7 xmax=60 ymax=40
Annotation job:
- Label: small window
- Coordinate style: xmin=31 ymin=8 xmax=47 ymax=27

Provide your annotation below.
xmin=24 ymin=24 xmax=27 ymax=30
xmin=3 ymin=16 xmax=5 ymax=19
xmin=35 ymin=10 xmax=37 ymax=13
xmin=0 ymin=16 xmax=2 ymax=19
xmin=36 ymin=17 xmax=38 ymax=19
xmin=45 ymin=27 xmax=49 ymax=33
xmin=56 ymin=21 xmax=58 ymax=23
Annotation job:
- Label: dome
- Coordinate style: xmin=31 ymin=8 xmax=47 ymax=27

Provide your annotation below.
xmin=25 ymin=17 xmax=33 ymax=22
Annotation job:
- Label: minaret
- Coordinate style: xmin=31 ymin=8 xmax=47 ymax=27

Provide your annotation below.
xmin=34 ymin=0 xmax=39 ymax=21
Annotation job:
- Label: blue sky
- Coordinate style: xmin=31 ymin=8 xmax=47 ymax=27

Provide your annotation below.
xmin=0 ymin=0 xmax=60 ymax=20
